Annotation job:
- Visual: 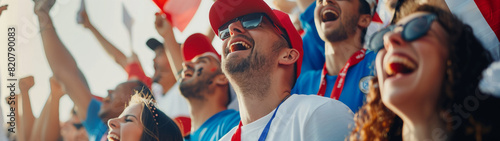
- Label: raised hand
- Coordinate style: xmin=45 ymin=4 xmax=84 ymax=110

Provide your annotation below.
xmin=273 ymin=0 xmax=297 ymax=13
xmin=127 ymin=51 xmax=140 ymax=64
xmin=33 ymin=0 xmax=56 ymax=15
xmin=0 ymin=5 xmax=8 ymax=16
xmin=80 ymin=10 xmax=93 ymax=29
xmin=19 ymin=76 xmax=35 ymax=92
xmin=154 ymin=12 xmax=173 ymax=37
xmin=50 ymin=76 xmax=65 ymax=98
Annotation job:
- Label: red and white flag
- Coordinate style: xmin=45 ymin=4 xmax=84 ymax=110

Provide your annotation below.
xmin=446 ymin=0 xmax=499 ymax=60
xmin=152 ymin=0 xmax=201 ymax=32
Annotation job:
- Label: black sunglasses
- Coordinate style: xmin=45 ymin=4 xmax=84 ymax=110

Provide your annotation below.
xmin=73 ymin=123 xmax=84 ymax=130
xmin=367 ymin=14 xmax=437 ymax=52
xmin=218 ymin=13 xmax=269 ymax=40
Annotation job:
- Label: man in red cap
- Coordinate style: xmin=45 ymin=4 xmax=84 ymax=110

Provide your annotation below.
xmin=209 ymin=0 xmax=354 ymax=140
xmin=155 ymin=13 xmax=241 ymax=140
xmin=177 ymin=33 xmax=240 ymax=141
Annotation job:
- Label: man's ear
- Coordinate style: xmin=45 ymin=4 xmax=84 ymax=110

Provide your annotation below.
xmin=358 ymin=14 xmax=372 ymax=28
xmin=214 ymin=74 xmax=229 ymax=85
xmin=278 ymin=48 xmax=299 ymax=66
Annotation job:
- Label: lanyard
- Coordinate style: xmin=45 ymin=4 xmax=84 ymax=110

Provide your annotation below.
xmin=317 ymin=49 xmax=366 ymax=100
xmin=231 ymin=95 xmax=289 ymax=141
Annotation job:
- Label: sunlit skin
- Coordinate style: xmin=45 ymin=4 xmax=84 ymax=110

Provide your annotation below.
xmin=107 ymin=103 xmax=144 ymax=141
xmin=98 ymin=82 xmax=137 ymax=122
xmin=180 ymin=53 xmax=227 ymax=101
xmin=153 ymin=47 xmax=176 ymax=94
xmin=61 ymin=114 xmax=89 ymax=141
xmin=314 ymin=0 xmax=361 ymax=42
xmin=221 ymin=18 xmax=286 ymax=87
xmin=375 ymin=12 xmax=450 ymax=140
xmin=180 ymin=53 xmax=230 ymax=130
xmin=220 ymin=16 xmax=299 ymax=125
xmin=181 ymin=53 xmax=221 ymax=87
xmin=313 ymin=0 xmax=371 ymax=76
xmin=222 ymin=18 xmax=283 ymax=68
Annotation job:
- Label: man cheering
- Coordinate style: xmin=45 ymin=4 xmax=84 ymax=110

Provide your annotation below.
xmin=209 ymin=0 xmax=354 ymax=140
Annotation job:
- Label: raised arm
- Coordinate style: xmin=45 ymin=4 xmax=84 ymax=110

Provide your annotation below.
xmin=295 ymin=0 xmax=314 ymax=12
xmin=34 ymin=0 xmax=92 ymax=121
xmin=19 ymin=76 xmax=36 ymax=141
xmin=80 ymin=10 xmax=129 ymax=69
xmin=0 ymin=5 xmax=8 ymax=16
xmin=30 ymin=77 xmax=65 ymax=141
xmin=205 ymin=27 xmax=215 ymax=43
xmin=154 ymin=12 xmax=183 ymax=80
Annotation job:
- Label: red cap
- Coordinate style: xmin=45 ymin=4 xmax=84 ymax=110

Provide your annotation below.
xmin=182 ymin=33 xmax=221 ymax=62
xmin=209 ymin=0 xmax=303 ymax=79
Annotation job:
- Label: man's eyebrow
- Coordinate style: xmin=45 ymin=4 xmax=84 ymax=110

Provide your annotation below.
xmin=193 ymin=56 xmax=212 ymax=62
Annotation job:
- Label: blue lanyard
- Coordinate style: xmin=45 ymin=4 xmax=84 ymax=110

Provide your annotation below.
xmin=257 ymin=95 xmax=289 ymax=141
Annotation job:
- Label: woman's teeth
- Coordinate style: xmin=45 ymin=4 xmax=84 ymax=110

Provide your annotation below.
xmin=385 ymin=56 xmax=417 ymax=76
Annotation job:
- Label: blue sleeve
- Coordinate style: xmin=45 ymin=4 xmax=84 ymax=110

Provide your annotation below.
xmin=220 ymin=110 xmax=240 ymax=138
xmin=82 ymin=98 xmax=108 ymax=141
xmin=293 ymin=70 xmax=322 ymax=95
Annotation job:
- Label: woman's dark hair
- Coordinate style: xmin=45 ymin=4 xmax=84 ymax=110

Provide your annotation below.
xmin=350 ymin=4 xmax=498 ymax=141
xmin=129 ymin=93 xmax=183 ymax=141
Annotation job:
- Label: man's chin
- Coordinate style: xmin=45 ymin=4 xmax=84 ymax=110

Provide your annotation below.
xmin=97 ymin=111 xmax=114 ymax=122
xmin=223 ymin=59 xmax=250 ymax=74
xmin=97 ymin=111 xmax=106 ymax=119
xmin=152 ymin=76 xmax=161 ymax=83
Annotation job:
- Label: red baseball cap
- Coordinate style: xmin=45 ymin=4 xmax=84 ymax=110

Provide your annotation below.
xmin=182 ymin=33 xmax=221 ymax=62
xmin=209 ymin=0 xmax=303 ymax=79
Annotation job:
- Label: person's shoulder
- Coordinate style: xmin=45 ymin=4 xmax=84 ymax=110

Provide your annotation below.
xmin=286 ymin=95 xmax=352 ymax=113
xmin=218 ymin=126 xmax=237 ymax=141
xmin=297 ymin=70 xmax=322 ymax=82
xmin=283 ymin=95 xmax=354 ymax=129
xmin=212 ymin=109 xmax=240 ymax=126
xmin=218 ymin=109 xmax=240 ymax=120
xmin=365 ymin=49 xmax=377 ymax=59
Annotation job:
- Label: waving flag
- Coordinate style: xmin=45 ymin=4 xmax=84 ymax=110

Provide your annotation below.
xmin=123 ymin=3 xmax=135 ymax=50
xmin=76 ymin=0 xmax=86 ymax=24
xmin=152 ymin=0 xmax=201 ymax=32
xmin=123 ymin=3 xmax=134 ymax=35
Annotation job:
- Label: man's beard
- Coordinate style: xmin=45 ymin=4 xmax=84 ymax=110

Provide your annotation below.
xmin=179 ymin=70 xmax=218 ymax=100
xmin=222 ymin=39 xmax=287 ymax=99
xmin=325 ymin=14 xmax=359 ymax=42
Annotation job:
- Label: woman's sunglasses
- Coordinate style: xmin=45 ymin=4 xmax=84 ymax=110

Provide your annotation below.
xmin=218 ymin=13 xmax=269 ymax=40
xmin=367 ymin=14 xmax=437 ymax=52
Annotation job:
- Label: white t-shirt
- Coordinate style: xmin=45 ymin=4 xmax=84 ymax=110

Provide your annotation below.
xmin=219 ymin=94 xmax=354 ymax=141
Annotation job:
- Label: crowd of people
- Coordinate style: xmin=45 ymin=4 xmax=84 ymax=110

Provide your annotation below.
xmin=2 ymin=0 xmax=500 ymax=140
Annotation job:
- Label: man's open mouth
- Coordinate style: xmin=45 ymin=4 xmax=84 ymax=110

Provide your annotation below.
xmin=322 ymin=8 xmax=339 ymax=22
xmin=229 ymin=41 xmax=252 ymax=53
xmin=183 ymin=69 xmax=194 ymax=78
xmin=385 ymin=55 xmax=418 ymax=77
